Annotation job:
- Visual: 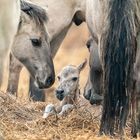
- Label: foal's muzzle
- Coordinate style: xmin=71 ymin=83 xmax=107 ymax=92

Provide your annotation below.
xmin=55 ymin=89 xmax=64 ymax=101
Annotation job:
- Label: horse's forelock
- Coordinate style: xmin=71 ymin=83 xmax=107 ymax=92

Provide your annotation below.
xmin=20 ymin=0 xmax=47 ymax=26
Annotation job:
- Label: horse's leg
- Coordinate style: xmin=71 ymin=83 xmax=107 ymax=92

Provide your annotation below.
xmin=136 ymin=94 xmax=140 ymax=136
xmin=131 ymin=80 xmax=140 ymax=138
xmin=0 ymin=59 xmax=3 ymax=87
xmin=29 ymin=77 xmax=45 ymax=102
xmin=131 ymin=84 xmax=138 ymax=138
xmin=7 ymin=53 xmax=22 ymax=95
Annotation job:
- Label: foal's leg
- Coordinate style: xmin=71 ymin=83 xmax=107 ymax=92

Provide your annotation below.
xmin=43 ymin=104 xmax=56 ymax=118
xmin=58 ymin=104 xmax=74 ymax=116
xmin=7 ymin=53 xmax=22 ymax=95
xmin=29 ymin=77 xmax=45 ymax=102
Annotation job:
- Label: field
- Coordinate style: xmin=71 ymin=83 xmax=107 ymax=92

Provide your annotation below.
xmin=0 ymin=24 xmax=139 ymax=140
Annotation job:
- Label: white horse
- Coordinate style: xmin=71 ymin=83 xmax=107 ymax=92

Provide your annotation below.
xmin=0 ymin=0 xmax=20 ymax=86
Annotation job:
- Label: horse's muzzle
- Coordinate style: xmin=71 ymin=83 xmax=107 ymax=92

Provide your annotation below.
xmin=55 ymin=89 xmax=64 ymax=101
xmin=35 ymin=74 xmax=55 ymax=89
xmin=84 ymin=89 xmax=103 ymax=105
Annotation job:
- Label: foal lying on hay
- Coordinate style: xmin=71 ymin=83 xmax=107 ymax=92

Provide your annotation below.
xmin=43 ymin=60 xmax=102 ymax=118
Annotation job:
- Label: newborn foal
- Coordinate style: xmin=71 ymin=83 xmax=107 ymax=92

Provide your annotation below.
xmin=43 ymin=60 xmax=87 ymax=118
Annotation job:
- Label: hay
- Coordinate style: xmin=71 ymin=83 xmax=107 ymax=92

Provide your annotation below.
xmin=0 ymin=91 xmax=139 ymax=140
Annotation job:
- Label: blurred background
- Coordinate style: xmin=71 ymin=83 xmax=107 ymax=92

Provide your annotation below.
xmin=1 ymin=23 xmax=90 ymax=102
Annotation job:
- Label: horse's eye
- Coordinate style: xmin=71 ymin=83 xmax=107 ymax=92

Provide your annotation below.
xmin=86 ymin=40 xmax=91 ymax=49
xmin=30 ymin=38 xmax=42 ymax=47
xmin=57 ymin=76 xmax=61 ymax=81
xmin=72 ymin=77 xmax=78 ymax=81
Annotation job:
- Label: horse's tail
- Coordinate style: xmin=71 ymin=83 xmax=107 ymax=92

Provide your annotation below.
xmin=100 ymin=0 xmax=137 ymax=135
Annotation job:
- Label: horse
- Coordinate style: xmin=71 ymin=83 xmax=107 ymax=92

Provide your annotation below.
xmin=84 ymin=37 xmax=103 ymax=105
xmin=7 ymin=0 xmax=86 ymax=101
xmin=85 ymin=33 xmax=140 ymax=137
xmin=8 ymin=0 xmax=55 ymax=92
xmin=86 ymin=0 xmax=140 ymax=135
xmin=0 ymin=0 xmax=20 ymax=86
xmin=7 ymin=0 xmax=140 ymax=136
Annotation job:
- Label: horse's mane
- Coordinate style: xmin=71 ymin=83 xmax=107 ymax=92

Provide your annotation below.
xmin=20 ymin=0 xmax=47 ymax=25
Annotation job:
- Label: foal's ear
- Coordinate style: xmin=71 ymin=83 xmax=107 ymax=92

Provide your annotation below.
xmin=78 ymin=59 xmax=87 ymax=72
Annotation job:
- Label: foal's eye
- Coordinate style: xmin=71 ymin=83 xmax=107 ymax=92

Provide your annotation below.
xmin=30 ymin=38 xmax=42 ymax=47
xmin=72 ymin=77 xmax=78 ymax=81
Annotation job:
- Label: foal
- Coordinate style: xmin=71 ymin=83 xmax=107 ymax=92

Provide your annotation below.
xmin=43 ymin=59 xmax=102 ymax=118
xmin=43 ymin=60 xmax=87 ymax=118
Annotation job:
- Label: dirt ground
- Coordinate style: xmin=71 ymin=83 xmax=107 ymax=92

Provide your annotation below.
xmin=0 ymin=24 xmax=139 ymax=140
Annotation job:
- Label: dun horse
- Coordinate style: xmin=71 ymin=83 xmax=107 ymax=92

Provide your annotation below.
xmin=7 ymin=0 xmax=86 ymax=101
xmin=0 ymin=0 xmax=20 ymax=86
xmin=8 ymin=1 xmax=55 ymax=92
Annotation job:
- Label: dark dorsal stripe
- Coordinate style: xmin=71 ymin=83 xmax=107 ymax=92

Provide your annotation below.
xmin=20 ymin=0 xmax=48 ymax=25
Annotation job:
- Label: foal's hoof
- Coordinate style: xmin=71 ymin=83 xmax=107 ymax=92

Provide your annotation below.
xmin=43 ymin=104 xmax=56 ymax=118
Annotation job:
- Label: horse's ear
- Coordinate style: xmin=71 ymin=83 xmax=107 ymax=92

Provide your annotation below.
xmin=78 ymin=59 xmax=87 ymax=72
xmin=20 ymin=11 xmax=30 ymax=24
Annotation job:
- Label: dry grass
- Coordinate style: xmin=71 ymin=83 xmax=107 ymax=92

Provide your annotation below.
xmin=0 ymin=24 xmax=140 ymax=139
xmin=0 ymin=91 xmax=139 ymax=140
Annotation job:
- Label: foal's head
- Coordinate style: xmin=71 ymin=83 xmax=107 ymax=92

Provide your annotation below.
xmin=55 ymin=60 xmax=87 ymax=101
xmin=12 ymin=1 xmax=55 ymax=89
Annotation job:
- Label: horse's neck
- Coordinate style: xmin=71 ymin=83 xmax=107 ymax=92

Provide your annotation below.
xmin=30 ymin=0 xmax=86 ymax=58
xmin=47 ymin=0 xmax=86 ymax=57
xmin=61 ymin=88 xmax=80 ymax=106
xmin=50 ymin=24 xmax=72 ymax=58
xmin=47 ymin=0 xmax=86 ymax=35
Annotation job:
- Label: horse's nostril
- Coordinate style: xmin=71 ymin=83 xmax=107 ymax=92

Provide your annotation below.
xmin=56 ymin=89 xmax=64 ymax=94
xmin=84 ymin=89 xmax=91 ymax=100
xmin=46 ymin=76 xmax=53 ymax=86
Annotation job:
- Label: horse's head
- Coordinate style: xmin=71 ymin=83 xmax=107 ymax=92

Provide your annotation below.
xmin=11 ymin=2 xmax=55 ymax=89
xmin=55 ymin=60 xmax=87 ymax=101
xmin=84 ymin=37 xmax=103 ymax=105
